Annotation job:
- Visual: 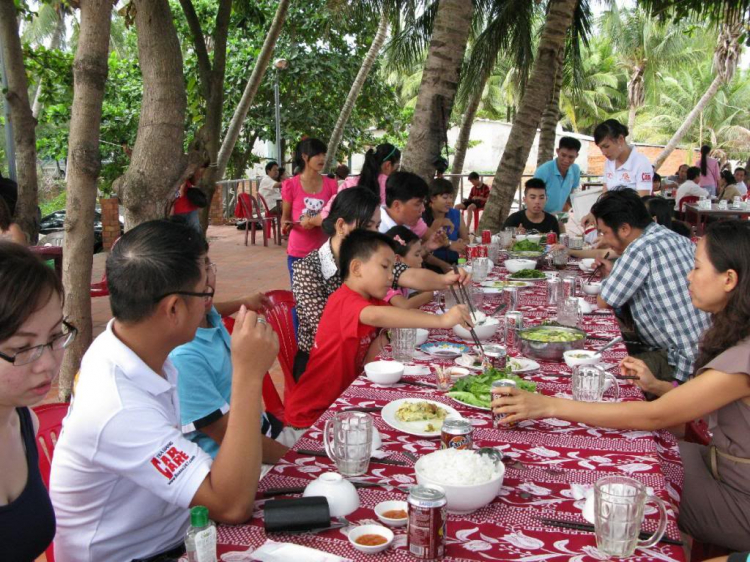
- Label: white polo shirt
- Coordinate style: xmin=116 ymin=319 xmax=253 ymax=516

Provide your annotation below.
xmin=50 ymin=320 xmax=213 ymax=562
xmin=604 ymin=146 xmax=654 ymax=194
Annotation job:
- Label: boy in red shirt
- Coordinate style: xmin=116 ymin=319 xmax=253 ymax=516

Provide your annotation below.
xmin=282 ymin=230 xmax=471 ymax=442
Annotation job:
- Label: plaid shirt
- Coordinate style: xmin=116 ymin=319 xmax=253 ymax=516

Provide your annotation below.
xmin=601 ymin=223 xmax=710 ymax=382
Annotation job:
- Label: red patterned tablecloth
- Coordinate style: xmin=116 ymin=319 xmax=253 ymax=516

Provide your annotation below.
xmin=216 ymin=262 xmax=685 ymax=561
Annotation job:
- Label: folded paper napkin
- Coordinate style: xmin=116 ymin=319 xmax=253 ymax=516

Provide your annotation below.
xmin=219 ymin=540 xmax=353 ymax=562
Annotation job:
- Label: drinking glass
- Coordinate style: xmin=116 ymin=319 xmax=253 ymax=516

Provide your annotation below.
xmin=552 ymin=248 xmax=569 ymax=269
xmin=594 ymin=476 xmax=668 ymax=558
xmin=498 ymin=230 xmax=513 ymax=249
xmin=572 ymin=365 xmax=620 ymax=402
xmin=488 ymin=242 xmax=500 ymax=264
xmin=718 ymin=199 xmax=728 ymax=210
xmin=557 ymin=297 xmax=582 ymax=328
xmin=433 ymin=365 xmax=452 ymax=391
xmin=471 ymin=257 xmax=490 ymax=283
xmin=470 ymin=284 xmax=485 ymax=310
xmin=391 ymin=328 xmax=416 ymax=362
xmin=323 ymin=412 xmax=373 ymax=477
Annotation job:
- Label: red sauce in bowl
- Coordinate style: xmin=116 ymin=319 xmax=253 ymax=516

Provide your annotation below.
xmin=355 ymin=534 xmax=388 ymax=546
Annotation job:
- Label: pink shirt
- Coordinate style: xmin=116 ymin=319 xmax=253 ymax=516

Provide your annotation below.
xmin=323 ymin=173 xmax=428 ymax=236
xmin=384 ymin=287 xmax=408 ymax=303
xmin=698 ymin=157 xmax=720 ymax=188
xmin=282 ymin=175 xmax=338 ymax=258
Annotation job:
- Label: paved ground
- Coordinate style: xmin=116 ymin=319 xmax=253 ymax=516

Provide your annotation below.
xmin=44 ymin=224 xmax=291 ymax=404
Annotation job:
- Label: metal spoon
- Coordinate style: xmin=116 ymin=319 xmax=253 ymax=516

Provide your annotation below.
xmin=476 ymin=447 xmax=504 ymax=467
xmin=594 ymin=335 xmax=623 ymax=356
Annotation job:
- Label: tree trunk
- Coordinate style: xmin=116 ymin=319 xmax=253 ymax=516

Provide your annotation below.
xmin=217 ymin=0 xmax=289 ymax=181
xmin=0 ymin=0 xmax=39 ymax=243
xmin=115 ymin=0 xmax=187 ymax=229
xmin=536 ymin=47 xmax=565 ymax=168
xmin=401 ymin=0 xmax=472 ymax=182
xmin=626 ymin=65 xmax=645 ymax=143
xmin=627 ymin=104 xmax=637 ymax=142
xmin=450 ymin=69 xmax=490 ymax=196
xmin=58 ymin=0 xmax=112 ymax=401
xmin=479 ymin=0 xmax=577 ymax=232
xmin=31 ymin=12 xmax=66 ymax=119
xmin=652 ymin=75 xmax=723 ymax=171
xmin=324 ymin=11 xmax=389 ymax=172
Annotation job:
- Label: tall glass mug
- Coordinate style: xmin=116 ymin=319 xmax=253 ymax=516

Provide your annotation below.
xmin=391 ymin=328 xmax=416 ymax=362
xmin=594 ymin=476 xmax=668 ymax=558
xmin=572 ymin=365 xmax=620 ymax=402
xmin=323 ymin=412 xmax=373 ymax=477
xmin=471 ymin=257 xmax=490 ymax=283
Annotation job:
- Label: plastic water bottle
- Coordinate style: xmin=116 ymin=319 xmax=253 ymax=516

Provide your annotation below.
xmin=185 ymin=506 xmax=217 ymax=562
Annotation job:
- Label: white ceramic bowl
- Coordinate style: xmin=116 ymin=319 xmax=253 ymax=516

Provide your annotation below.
xmin=515 ymin=234 xmax=542 ymax=244
xmin=303 ymin=472 xmax=360 ymax=517
xmin=579 ymin=258 xmax=596 ymax=272
xmin=504 ymin=259 xmax=538 ymax=274
xmin=364 ymin=361 xmax=404 ymax=385
xmin=415 ymin=329 xmax=429 ymax=346
xmin=415 ymin=451 xmax=505 ymax=514
xmin=563 ymin=349 xmax=600 ymax=368
xmin=348 ymin=524 xmax=394 ymax=554
xmin=374 ymin=500 xmax=408 ymax=527
xmin=581 ymin=282 xmax=602 ymax=295
xmin=453 ymin=317 xmax=499 ymax=341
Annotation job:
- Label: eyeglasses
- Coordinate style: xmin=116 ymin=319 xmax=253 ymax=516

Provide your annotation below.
xmin=0 ymin=321 xmax=78 ymax=366
xmin=153 ymin=287 xmax=215 ymax=304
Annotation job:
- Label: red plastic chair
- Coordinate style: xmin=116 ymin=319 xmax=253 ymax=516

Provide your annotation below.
xmin=680 ymin=195 xmax=700 ymax=224
xmin=263 ymin=290 xmax=298 ymax=405
xmin=34 ymin=402 xmax=70 ymax=562
xmin=237 ymin=193 xmax=277 ymax=247
xmin=221 ymin=316 xmax=284 ymax=423
xmin=257 ymin=194 xmax=282 ymax=245
xmin=90 ymin=236 xmax=120 ymax=298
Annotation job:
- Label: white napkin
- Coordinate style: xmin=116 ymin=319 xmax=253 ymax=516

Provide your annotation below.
xmin=570 ymin=483 xmax=595 ymax=523
xmin=245 ymin=539 xmax=353 ymax=562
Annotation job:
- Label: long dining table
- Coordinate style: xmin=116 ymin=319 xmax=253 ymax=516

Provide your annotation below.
xmin=213 ymin=257 xmax=686 ymax=561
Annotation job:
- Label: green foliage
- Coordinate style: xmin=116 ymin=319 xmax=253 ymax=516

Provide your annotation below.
xmin=39 ymin=189 xmax=66 ymax=216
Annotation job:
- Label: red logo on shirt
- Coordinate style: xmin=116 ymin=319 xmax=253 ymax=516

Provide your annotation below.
xmin=151 ymin=442 xmax=191 ymax=481
xmin=621 ymin=173 xmax=631 ymax=182
xmin=641 ymin=173 xmax=652 ymax=182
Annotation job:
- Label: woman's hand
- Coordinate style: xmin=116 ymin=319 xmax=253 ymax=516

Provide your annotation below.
xmin=425 ymin=230 xmax=448 ymax=251
xmin=300 ymin=215 xmax=316 ymax=230
xmin=491 ymin=386 xmax=551 ymax=425
xmin=440 ymin=304 xmax=473 ymax=329
xmin=281 ymin=220 xmax=294 ymax=235
xmin=450 ymin=239 xmax=467 ymax=254
xmin=619 ymin=356 xmax=673 ymax=396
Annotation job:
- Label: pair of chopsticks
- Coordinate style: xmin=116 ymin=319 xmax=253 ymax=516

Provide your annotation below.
xmin=296 ymin=448 xmax=407 ymax=467
xmin=450 ymin=266 xmax=487 ymax=364
xmin=586 ymin=252 xmax=610 ymax=283
xmin=539 ymin=518 xmax=683 ymax=547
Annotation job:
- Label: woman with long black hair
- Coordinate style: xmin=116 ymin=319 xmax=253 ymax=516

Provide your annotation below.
xmin=492 ymin=220 xmax=750 ymax=550
xmin=698 ymin=144 xmax=721 ymax=198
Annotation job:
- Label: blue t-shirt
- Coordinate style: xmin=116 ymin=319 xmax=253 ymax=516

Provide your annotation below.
xmin=171 ymin=306 xmax=277 ymax=457
xmin=534 ymin=158 xmax=580 ymax=214
xmin=430 ymin=207 xmax=461 ymax=264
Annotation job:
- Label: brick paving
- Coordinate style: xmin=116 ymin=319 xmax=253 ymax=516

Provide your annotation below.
xmin=44 ymin=224 xmax=291 ymax=404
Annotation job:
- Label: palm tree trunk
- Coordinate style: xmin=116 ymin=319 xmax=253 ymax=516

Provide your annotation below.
xmin=31 ymin=11 xmax=66 ymax=119
xmin=325 ymin=11 xmax=389 ymax=172
xmin=450 ymin=70 xmax=489 ymax=197
xmin=401 ymin=0 xmax=473 ymax=181
xmin=114 ymin=0 xmax=187 ymax=229
xmin=217 ymin=0 xmax=290 ymax=180
xmin=58 ymin=0 xmax=112 ymax=401
xmin=627 ymin=104 xmax=637 ymax=143
xmin=536 ymin=47 xmax=565 ymax=168
xmin=0 ymin=0 xmax=39 ymax=243
xmin=479 ymin=0 xmax=577 ymax=232
xmin=652 ymin=75 xmax=723 ymax=171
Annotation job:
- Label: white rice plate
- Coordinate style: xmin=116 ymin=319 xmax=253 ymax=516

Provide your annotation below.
xmin=417 ymin=449 xmax=501 ymax=486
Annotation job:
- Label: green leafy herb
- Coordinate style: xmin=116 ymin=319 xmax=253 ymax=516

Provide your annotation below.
xmin=512 ymin=240 xmax=545 ymax=253
xmin=511 ymin=269 xmax=546 ymax=279
xmin=447 ymin=367 xmax=537 ymax=408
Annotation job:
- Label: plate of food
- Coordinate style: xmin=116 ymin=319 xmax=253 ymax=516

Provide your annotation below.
xmin=446 ymin=368 xmax=537 ymax=410
xmin=420 ymin=342 xmax=471 ymax=358
xmin=455 ymin=354 xmax=485 ymax=370
xmin=455 ymin=354 xmax=540 ymax=374
xmin=381 ymin=398 xmax=461 ymax=437
xmin=508 ymin=269 xmax=547 ymax=281
xmin=480 ymin=280 xmax=532 ymax=290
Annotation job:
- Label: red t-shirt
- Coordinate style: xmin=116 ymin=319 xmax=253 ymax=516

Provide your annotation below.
xmin=173 ymin=180 xmax=200 ymax=215
xmin=469 ymin=183 xmax=490 ymax=202
xmin=285 ymin=285 xmax=388 ymax=428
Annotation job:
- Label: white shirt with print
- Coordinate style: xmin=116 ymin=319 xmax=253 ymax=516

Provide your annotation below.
xmin=603 ymin=147 xmax=654 ymax=194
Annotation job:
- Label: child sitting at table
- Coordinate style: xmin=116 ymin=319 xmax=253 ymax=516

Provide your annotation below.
xmin=384 ymin=226 xmax=434 ymax=310
xmin=281 ymin=229 xmax=472 ymax=444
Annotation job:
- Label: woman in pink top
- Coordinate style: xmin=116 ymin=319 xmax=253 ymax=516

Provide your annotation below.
xmin=281 ymin=138 xmax=338 ymax=283
xmin=698 ymin=145 xmax=721 ymax=197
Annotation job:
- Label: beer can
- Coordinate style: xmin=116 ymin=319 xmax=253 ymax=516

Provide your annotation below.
xmin=491 ymin=379 xmax=517 ymax=428
xmin=546 ymin=232 xmax=557 ymax=245
xmin=482 ymin=229 xmax=492 ymax=245
xmin=559 ymin=234 xmax=569 ymax=248
xmin=440 ymin=418 xmax=473 ymax=450
xmin=547 ymin=277 xmax=561 ymax=305
xmin=562 ymin=277 xmax=575 ymax=300
xmin=503 ymin=286 xmax=518 ymax=311
xmin=504 ymin=311 xmax=523 ymax=353
xmin=483 ymin=344 xmax=507 ymax=369
xmin=408 ymin=485 xmax=447 ymax=559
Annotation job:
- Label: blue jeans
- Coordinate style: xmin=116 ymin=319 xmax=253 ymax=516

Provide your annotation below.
xmin=287 ymin=256 xmax=303 ymax=338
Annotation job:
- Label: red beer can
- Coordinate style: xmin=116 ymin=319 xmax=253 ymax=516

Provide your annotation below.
xmin=466 ymin=244 xmax=489 ymax=260
xmin=481 ymin=229 xmax=492 ymax=244
xmin=546 ymin=232 xmax=557 ymax=245
xmin=408 ymin=485 xmax=447 ymax=559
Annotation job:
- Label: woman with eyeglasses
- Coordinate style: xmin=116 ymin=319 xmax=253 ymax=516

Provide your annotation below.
xmin=0 ymin=242 xmax=77 ymax=559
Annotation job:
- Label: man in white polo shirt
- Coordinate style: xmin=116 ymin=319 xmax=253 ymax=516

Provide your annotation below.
xmin=50 ymin=220 xmax=279 ymax=562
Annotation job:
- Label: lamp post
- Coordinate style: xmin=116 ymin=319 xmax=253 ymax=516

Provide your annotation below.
xmin=273 ymin=58 xmax=288 ymax=166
